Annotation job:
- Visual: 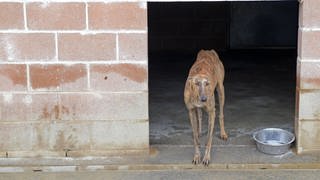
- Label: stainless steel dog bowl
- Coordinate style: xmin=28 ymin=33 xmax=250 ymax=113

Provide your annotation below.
xmin=253 ymin=128 xmax=295 ymax=155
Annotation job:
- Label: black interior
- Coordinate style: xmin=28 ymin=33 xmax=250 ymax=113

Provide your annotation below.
xmin=148 ymin=1 xmax=298 ymax=146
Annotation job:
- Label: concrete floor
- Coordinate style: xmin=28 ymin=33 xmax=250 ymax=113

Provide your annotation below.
xmin=149 ymin=50 xmax=296 ymax=146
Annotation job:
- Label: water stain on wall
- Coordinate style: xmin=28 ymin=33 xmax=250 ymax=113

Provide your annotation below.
xmin=54 ymin=130 xmax=77 ymax=151
xmin=30 ymin=64 xmax=86 ymax=90
xmin=0 ymin=65 xmax=26 ymax=86
xmin=39 ymin=105 xmax=70 ymax=120
xmin=304 ymin=78 xmax=320 ymax=88
xmin=92 ymin=64 xmax=147 ymax=83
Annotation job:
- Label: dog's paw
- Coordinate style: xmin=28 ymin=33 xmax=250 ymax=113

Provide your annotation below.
xmin=220 ymin=133 xmax=228 ymax=141
xmin=202 ymin=156 xmax=210 ymax=166
xmin=192 ymin=154 xmax=201 ymax=165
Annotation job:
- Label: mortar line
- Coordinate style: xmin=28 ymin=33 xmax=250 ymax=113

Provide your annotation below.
xmin=0 ymin=61 xmax=148 ymax=65
xmin=87 ymin=64 xmax=91 ymax=90
xmin=26 ymin=64 xmax=31 ymax=91
xmin=299 ymin=27 xmax=320 ymax=32
xmin=0 ymin=0 xmax=151 ymax=2
xmin=0 ymin=119 xmax=148 ymax=124
xmin=0 ymin=91 xmax=148 ymax=94
xmin=23 ymin=2 xmax=27 ymax=30
xmin=55 ymin=32 xmax=59 ymax=61
xmin=0 ymin=0 xmax=150 ymax=2
xmin=116 ymin=33 xmax=119 ymax=61
xmin=85 ymin=2 xmax=89 ymax=31
xmin=0 ymin=30 xmax=147 ymax=34
xmin=297 ymin=57 xmax=320 ymax=62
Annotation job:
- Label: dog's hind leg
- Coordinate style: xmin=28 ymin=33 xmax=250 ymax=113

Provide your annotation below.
xmin=196 ymin=108 xmax=202 ymax=138
xmin=217 ymin=82 xmax=228 ymax=140
xmin=189 ymin=109 xmax=201 ymax=164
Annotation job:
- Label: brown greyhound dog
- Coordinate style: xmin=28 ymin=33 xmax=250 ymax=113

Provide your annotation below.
xmin=184 ymin=49 xmax=228 ymax=166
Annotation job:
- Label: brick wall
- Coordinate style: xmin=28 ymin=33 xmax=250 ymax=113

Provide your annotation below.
xmin=0 ymin=1 xmax=148 ymax=157
xmin=296 ymin=0 xmax=320 ymax=153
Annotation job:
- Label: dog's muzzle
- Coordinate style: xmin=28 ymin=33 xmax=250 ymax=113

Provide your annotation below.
xmin=199 ymin=83 xmax=207 ymax=102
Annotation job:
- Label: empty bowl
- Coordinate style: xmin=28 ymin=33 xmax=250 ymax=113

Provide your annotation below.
xmin=253 ymin=128 xmax=295 ymax=155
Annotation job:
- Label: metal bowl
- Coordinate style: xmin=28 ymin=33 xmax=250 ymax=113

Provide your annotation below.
xmin=253 ymin=128 xmax=295 ymax=155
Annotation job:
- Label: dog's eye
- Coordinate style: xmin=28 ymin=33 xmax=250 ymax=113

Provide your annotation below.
xmin=205 ymin=82 xmax=209 ymax=86
xmin=195 ymin=81 xmax=200 ymax=86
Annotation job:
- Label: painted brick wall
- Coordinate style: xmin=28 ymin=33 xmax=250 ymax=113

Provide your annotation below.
xmin=0 ymin=1 xmax=148 ymax=157
xmin=296 ymin=0 xmax=320 ymax=153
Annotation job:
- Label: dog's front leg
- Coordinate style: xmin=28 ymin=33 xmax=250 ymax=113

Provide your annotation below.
xmin=203 ymin=108 xmax=216 ymax=166
xmin=189 ymin=109 xmax=201 ymax=164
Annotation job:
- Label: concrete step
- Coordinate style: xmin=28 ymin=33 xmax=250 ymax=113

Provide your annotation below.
xmin=0 ymin=145 xmax=319 ymax=173
xmin=2 ymin=169 xmax=320 ymax=180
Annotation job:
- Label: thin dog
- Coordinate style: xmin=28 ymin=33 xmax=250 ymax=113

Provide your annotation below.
xmin=184 ymin=49 xmax=228 ymax=166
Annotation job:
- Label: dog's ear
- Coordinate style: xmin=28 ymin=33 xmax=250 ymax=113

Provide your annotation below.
xmin=187 ymin=77 xmax=197 ymax=92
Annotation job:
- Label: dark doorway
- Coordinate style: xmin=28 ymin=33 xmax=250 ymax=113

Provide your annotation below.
xmin=148 ymin=1 xmax=298 ymax=146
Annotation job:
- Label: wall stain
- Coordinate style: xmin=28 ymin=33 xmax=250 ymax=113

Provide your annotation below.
xmin=35 ymin=124 xmax=46 ymax=150
xmin=40 ymin=106 xmax=50 ymax=119
xmin=304 ymin=78 xmax=320 ymax=88
xmin=54 ymin=130 xmax=77 ymax=151
xmin=30 ymin=64 xmax=86 ymax=89
xmin=93 ymin=64 xmax=147 ymax=83
xmin=0 ymin=65 xmax=26 ymax=86
xmin=39 ymin=105 xmax=70 ymax=120
xmin=314 ymin=109 xmax=320 ymax=120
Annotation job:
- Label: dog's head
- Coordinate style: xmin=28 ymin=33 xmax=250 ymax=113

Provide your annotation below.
xmin=187 ymin=75 xmax=212 ymax=103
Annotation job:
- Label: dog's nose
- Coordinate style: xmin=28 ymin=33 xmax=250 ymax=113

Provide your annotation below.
xmin=201 ymin=97 xmax=207 ymax=102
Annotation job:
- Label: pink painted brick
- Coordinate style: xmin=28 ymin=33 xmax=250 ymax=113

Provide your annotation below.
xmin=0 ymin=64 xmax=27 ymax=91
xmin=296 ymin=61 xmax=301 ymax=89
xmin=119 ymin=33 xmax=148 ymax=61
xmin=28 ymin=94 xmax=60 ymax=121
xmin=88 ymin=2 xmax=147 ymax=30
xmin=0 ymin=93 xmax=59 ymax=121
xmin=0 ymin=123 xmax=35 ymax=151
xmin=299 ymin=61 xmax=320 ymax=89
xmin=0 ymin=3 xmax=24 ymax=29
xmin=27 ymin=2 xmax=86 ymax=30
xmin=35 ymin=121 xmax=147 ymax=151
xmin=90 ymin=63 xmax=147 ymax=91
xmin=298 ymin=121 xmax=320 ymax=152
xmin=59 ymin=92 xmax=148 ymax=121
xmin=295 ymin=87 xmax=300 ymax=120
xmin=299 ymin=0 xmax=320 ymax=28
xmin=58 ymin=33 xmax=116 ymax=61
xmin=0 ymin=94 xmax=28 ymax=121
xmin=30 ymin=64 xmax=87 ymax=91
xmin=42 ymin=122 xmax=91 ymax=151
xmin=0 ymin=33 xmax=55 ymax=61
xmin=91 ymin=120 xmax=148 ymax=150
xmin=0 ymin=121 xmax=91 ymax=151
xmin=298 ymin=30 xmax=320 ymax=59
xmin=297 ymin=89 xmax=320 ymax=120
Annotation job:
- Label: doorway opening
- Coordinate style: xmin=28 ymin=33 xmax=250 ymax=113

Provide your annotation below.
xmin=148 ymin=1 xmax=298 ymax=147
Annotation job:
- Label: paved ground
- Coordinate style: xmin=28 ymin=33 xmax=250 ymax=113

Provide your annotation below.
xmin=1 ymin=169 xmax=320 ymax=180
xmin=0 ymin=145 xmax=319 ymax=179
